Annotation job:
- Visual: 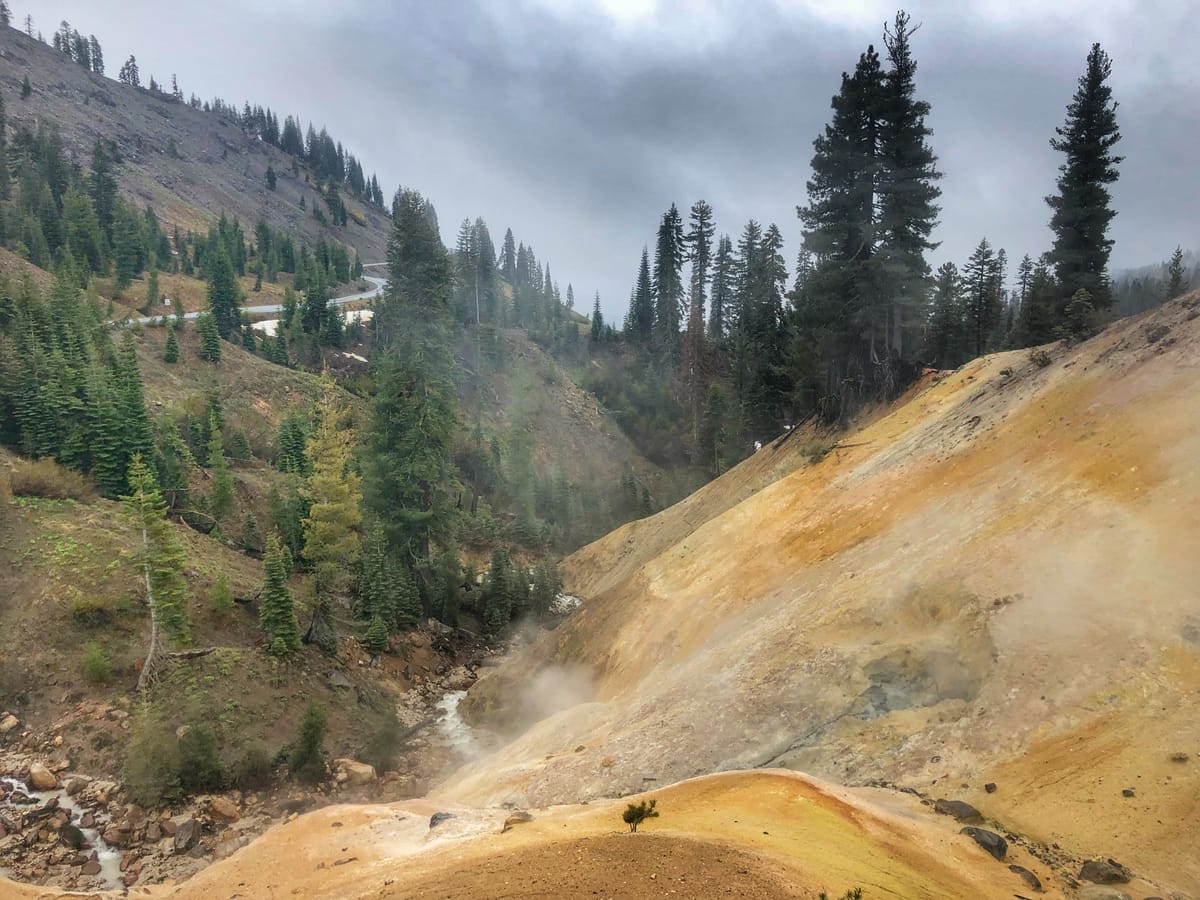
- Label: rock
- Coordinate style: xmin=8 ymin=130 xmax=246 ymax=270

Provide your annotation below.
xmin=172 ymin=817 xmax=199 ymax=853
xmin=28 ymin=763 xmax=58 ymax=791
xmin=81 ymin=859 xmax=101 ymax=876
xmin=145 ymin=822 xmax=161 ymax=842
xmin=1008 ymin=864 xmax=1041 ymax=891
xmin=502 ymin=811 xmax=534 ymax=832
xmin=214 ymin=835 xmax=249 ymax=860
xmin=209 ymin=797 xmax=240 ymax=822
xmin=0 ymin=713 xmax=19 ymax=734
xmin=960 ymin=826 xmax=1007 ymax=861
xmin=1077 ymin=887 xmax=1132 ymax=900
xmin=1121 ymin=787 xmax=1135 ymax=797
xmin=80 ymin=812 xmax=95 ymax=829
xmin=329 ymin=671 xmax=352 ymax=690
xmin=90 ymin=781 xmax=119 ymax=805
xmin=64 ymin=776 xmax=90 ymax=796
xmin=333 ymin=759 xmax=377 ymax=786
xmin=1170 ymin=751 xmax=1189 ymax=763
xmin=1079 ymin=858 xmax=1131 ymax=884
xmin=984 ymin=782 xmax=997 ymax=793
xmin=933 ymin=799 xmax=983 ymax=823
xmin=102 ymin=822 xmax=133 ymax=848
xmin=107 ymin=709 xmax=129 ymax=721
xmin=58 ymin=822 xmax=86 ymax=850
xmin=429 ymin=812 xmax=456 ymax=829
xmin=1145 ymin=323 xmax=1170 ymax=344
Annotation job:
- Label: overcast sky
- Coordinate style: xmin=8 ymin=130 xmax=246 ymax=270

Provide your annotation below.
xmin=39 ymin=0 xmax=1200 ymax=319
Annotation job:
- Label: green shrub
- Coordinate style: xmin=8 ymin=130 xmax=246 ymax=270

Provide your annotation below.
xmin=232 ymin=739 xmax=273 ymax=790
xmin=82 ymin=642 xmax=113 ymax=684
xmin=72 ymin=596 xmax=114 ymax=629
xmin=360 ymin=706 xmax=402 ymax=774
xmin=622 ymin=798 xmax=659 ymax=833
xmin=210 ymin=573 xmax=235 ymax=615
xmin=289 ymin=702 xmax=327 ymax=784
xmin=123 ymin=706 xmax=181 ymax=806
xmin=177 ymin=723 xmax=225 ymax=794
xmin=9 ymin=458 xmax=95 ymax=500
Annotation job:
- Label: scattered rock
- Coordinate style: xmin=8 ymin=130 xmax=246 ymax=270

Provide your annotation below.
xmin=1077 ymin=887 xmax=1132 ymax=900
xmin=502 ymin=811 xmax=534 ymax=832
xmin=934 ymin=799 xmax=983 ymax=823
xmin=0 ymin=713 xmax=19 ymax=734
xmin=429 ymin=812 xmax=456 ymax=829
xmin=960 ymin=826 xmax=1007 ymax=861
xmin=1144 ymin=324 xmax=1170 ymax=344
xmin=984 ymin=782 xmax=997 ymax=793
xmin=172 ymin=817 xmax=199 ymax=853
xmin=1079 ymin=858 xmax=1131 ymax=884
xmin=333 ymin=759 xmax=377 ymax=785
xmin=58 ymin=823 xmax=86 ymax=850
xmin=209 ymin=797 xmax=240 ymax=822
xmin=28 ymin=763 xmax=58 ymax=791
xmin=1121 ymin=787 xmax=1135 ymax=797
xmin=1008 ymin=864 xmax=1041 ymax=892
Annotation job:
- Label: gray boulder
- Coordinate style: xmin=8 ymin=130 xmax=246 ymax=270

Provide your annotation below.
xmin=960 ymin=826 xmax=1006 ymax=861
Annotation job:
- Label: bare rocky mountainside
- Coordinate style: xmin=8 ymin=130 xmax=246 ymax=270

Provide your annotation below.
xmin=0 ymin=27 xmax=390 ymax=262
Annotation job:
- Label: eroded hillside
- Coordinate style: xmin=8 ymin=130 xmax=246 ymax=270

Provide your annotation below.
xmin=453 ymin=294 xmax=1200 ymax=893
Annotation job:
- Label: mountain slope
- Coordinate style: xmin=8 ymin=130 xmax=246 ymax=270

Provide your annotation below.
xmin=0 ymin=27 xmax=390 ymax=262
xmin=453 ymin=293 xmax=1200 ymax=893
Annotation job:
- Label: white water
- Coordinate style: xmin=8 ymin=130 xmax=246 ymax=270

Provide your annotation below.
xmin=435 ymin=691 xmax=475 ymax=754
xmin=0 ymin=776 xmax=123 ymax=889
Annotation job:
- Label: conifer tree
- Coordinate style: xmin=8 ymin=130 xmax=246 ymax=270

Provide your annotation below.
xmin=590 ymin=292 xmax=604 ymax=342
xmin=925 ymin=262 xmax=967 ymax=368
xmin=207 ymin=411 xmax=234 ymax=520
xmin=123 ymin=455 xmax=192 ymax=691
xmin=266 ymin=164 xmax=276 ymax=191
xmin=627 ymin=247 xmax=654 ymax=344
xmin=652 ymin=204 xmax=686 ymax=355
xmin=21 ymin=75 xmax=31 ymax=100
xmin=1046 ymin=43 xmax=1122 ymax=312
xmin=963 ymin=238 xmax=1003 ymax=356
xmin=164 ymin=325 xmax=179 ymax=363
xmin=206 ymin=242 xmax=241 ymax=338
xmin=259 ymin=535 xmax=301 ymax=656
xmin=708 ymin=235 xmax=734 ymax=341
xmin=197 ymin=311 xmax=221 ymax=362
xmin=1165 ymin=246 xmax=1188 ymax=300
xmin=300 ymin=378 xmax=362 ymax=651
xmin=483 ymin=547 xmax=513 ymax=636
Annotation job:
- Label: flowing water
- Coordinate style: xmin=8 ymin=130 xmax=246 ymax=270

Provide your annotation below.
xmin=435 ymin=690 xmax=475 ymax=754
xmin=0 ymin=775 xmax=123 ymax=889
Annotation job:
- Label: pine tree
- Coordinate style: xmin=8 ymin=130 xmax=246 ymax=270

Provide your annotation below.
xmin=1165 ymin=246 xmax=1188 ymax=300
xmin=164 ymin=325 xmax=179 ymax=363
xmin=259 ymin=535 xmax=301 ymax=656
xmin=483 ymin=547 xmax=513 ymax=636
xmin=590 ymin=292 xmax=604 ymax=342
xmin=118 ymin=55 xmax=140 ymax=87
xmin=266 ymin=164 xmax=276 ymax=191
xmin=924 ymin=262 xmax=967 ymax=368
xmin=1046 ymin=43 xmax=1123 ymax=312
xmin=207 ymin=411 xmax=234 ymax=520
xmin=300 ymin=378 xmax=362 ymax=651
xmin=144 ymin=267 xmax=159 ymax=312
xmin=197 ymin=311 xmax=221 ymax=362
xmin=123 ymin=455 xmax=192 ymax=691
xmin=363 ymin=613 xmax=389 ymax=655
xmin=963 ymin=238 xmax=1003 ymax=357
xmin=206 ymin=242 xmax=241 ymax=338
xmin=709 ymin=235 xmax=734 ymax=341
xmin=877 ymin=11 xmax=941 ymax=369
xmin=652 ymin=204 xmax=686 ymax=355
xmin=21 ymin=75 xmax=31 ymax=100
xmin=627 ymin=247 xmax=654 ymax=344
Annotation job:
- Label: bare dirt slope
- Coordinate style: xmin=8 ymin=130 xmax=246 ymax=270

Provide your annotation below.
xmin=453 ymin=294 xmax=1200 ymax=893
xmin=0 ymin=28 xmax=390 ymax=261
xmin=5 ymin=770 xmax=1067 ymax=899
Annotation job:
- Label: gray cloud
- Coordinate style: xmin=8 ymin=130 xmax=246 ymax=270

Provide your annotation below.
xmin=41 ymin=0 xmax=1200 ymax=319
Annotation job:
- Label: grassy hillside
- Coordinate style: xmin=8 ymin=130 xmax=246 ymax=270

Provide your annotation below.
xmin=0 ymin=27 xmax=390 ymax=264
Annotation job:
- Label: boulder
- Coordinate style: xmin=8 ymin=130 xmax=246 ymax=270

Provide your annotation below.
xmin=59 ymin=823 xmax=86 ymax=850
xmin=28 ymin=763 xmax=58 ymax=791
xmin=329 ymin=671 xmax=352 ymax=690
xmin=90 ymin=781 xmax=119 ymax=805
xmin=81 ymin=858 xmax=101 ymax=876
xmin=209 ymin=797 xmax=240 ymax=822
xmin=172 ymin=817 xmax=199 ymax=853
xmin=959 ymin=826 xmax=1007 ymax=861
xmin=145 ymin=822 xmax=161 ymax=842
xmin=502 ymin=811 xmax=534 ymax=832
xmin=933 ymin=799 xmax=983 ymax=823
xmin=1079 ymin=858 xmax=1131 ymax=884
xmin=64 ymin=776 xmax=90 ymax=797
xmin=333 ymin=759 xmax=377 ymax=786
xmin=429 ymin=812 xmax=456 ymax=829
xmin=213 ymin=834 xmax=250 ymax=860
xmin=0 ymin=713 xmax=19 ymax=734
xmin=1007 ymin=864 xmax=1040 ymax=892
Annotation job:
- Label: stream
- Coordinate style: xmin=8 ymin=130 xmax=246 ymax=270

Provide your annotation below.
xmin=0 ymin=775 xmax=123 ymax=890
xmin=435 ymin=690 xmax=475 ymax=754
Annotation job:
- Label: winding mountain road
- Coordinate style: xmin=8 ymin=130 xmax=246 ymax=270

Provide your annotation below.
xmin=124 ymin=263 xmax=387 ymax=325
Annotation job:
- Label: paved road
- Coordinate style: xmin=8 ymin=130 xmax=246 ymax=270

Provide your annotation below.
xmin=124 ymin=264 xmax=387 ymax=325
